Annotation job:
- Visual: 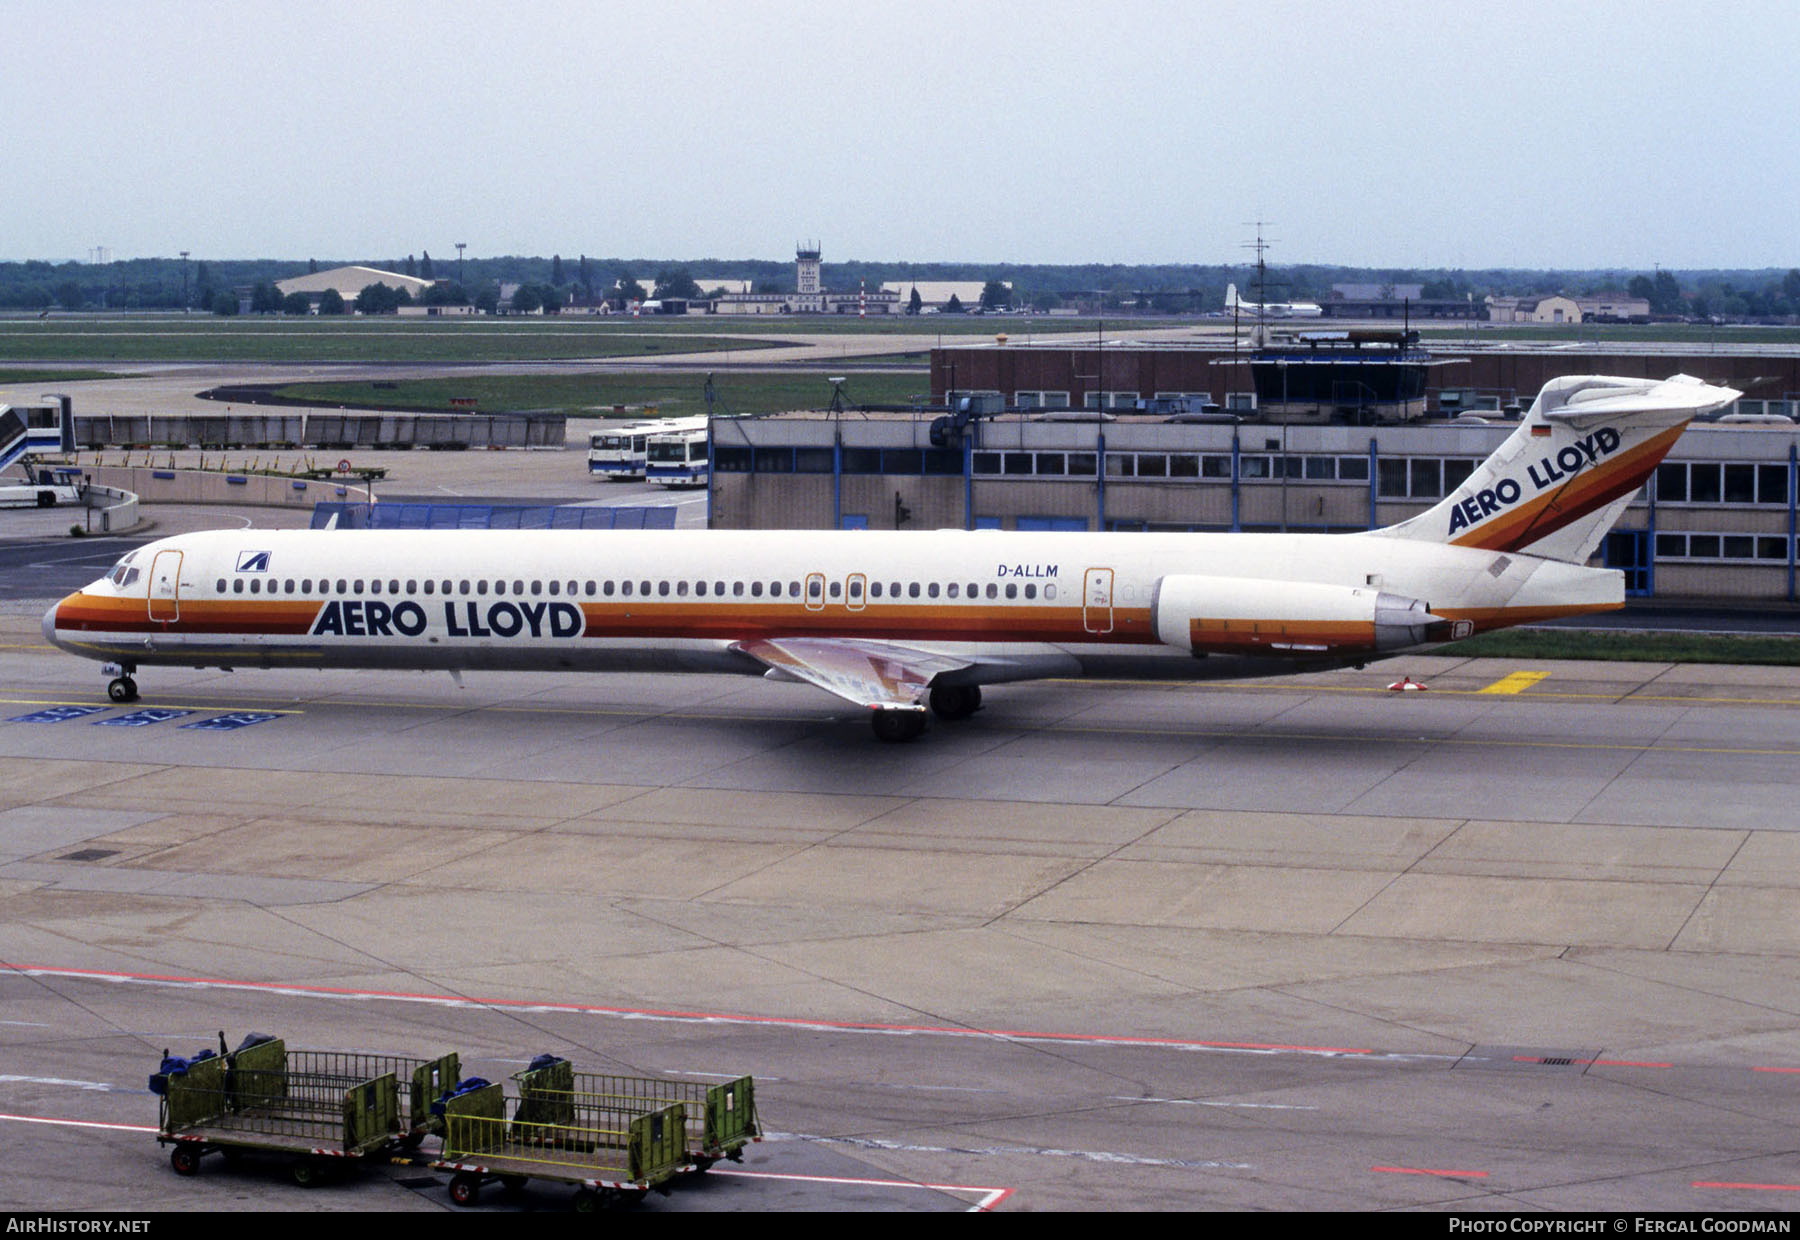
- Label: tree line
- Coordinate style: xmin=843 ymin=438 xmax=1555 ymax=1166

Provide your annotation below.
xmin=6 ymin=254 xmax=1800 ymax=322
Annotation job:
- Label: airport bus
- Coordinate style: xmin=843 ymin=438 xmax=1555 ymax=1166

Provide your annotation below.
xmin=645 ymin=422 xmax=710 ymax=489
xmin=588 ymin=416 xmax=706 ymax=480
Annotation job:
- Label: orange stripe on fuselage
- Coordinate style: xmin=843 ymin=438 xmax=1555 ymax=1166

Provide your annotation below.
xmin=1449 ymin=423 xmax=1684 ymax=553
xmin=1187 ymin=617 xmax=1379 ymax=654
xmin=52 ymin=593 xmax=320 ymax=636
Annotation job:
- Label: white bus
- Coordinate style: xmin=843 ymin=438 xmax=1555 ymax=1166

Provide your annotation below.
xmin=587 ymin=416 xmax=706 ymax=480
xmin=646 ymin=422 xmax=710 ymax=489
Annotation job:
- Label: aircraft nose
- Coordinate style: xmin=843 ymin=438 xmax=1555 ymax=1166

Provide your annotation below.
xmin=42 ymin=599 xmax=63 ymax=648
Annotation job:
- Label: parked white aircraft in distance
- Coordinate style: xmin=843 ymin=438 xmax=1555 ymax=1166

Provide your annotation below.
xmin=1226 ymin=283 xmax=1323 ymax=318
xmin=45 ymin=375 xmax=1736 ymax=741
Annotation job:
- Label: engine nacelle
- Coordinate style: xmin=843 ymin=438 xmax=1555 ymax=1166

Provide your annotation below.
xmin=1152 ymin=574 xmax=1465 ymax=657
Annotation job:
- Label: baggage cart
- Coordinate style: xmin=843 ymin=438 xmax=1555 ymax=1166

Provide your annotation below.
xmin=434 ymin=1081 xmax=687 ymax=1210
xmin=514 ymin=1057 xmax=760 ymax=1170
xmin=152 ymin=1035 xmax=458 ymax=1183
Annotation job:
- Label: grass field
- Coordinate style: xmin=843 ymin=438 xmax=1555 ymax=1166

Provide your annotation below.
xmin=0 ymin=367 xmax=129 ymax=383
xmin=0 ymin=312 xmax=1095 ymax=365
xmin=270 ymin=370 xmax=934 ymax=416
xmin=1441 ymin=627 xmax=1800 ymax=666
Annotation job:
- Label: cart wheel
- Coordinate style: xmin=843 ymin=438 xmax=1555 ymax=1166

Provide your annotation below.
xmin=572 ymin=1188 xmax=600 ymax=1213
xmin=499 ymin=1175 xmax=527 ymax=1195
xmin=291 ymin=1161 xmax=322 ymax=1188
xmin=690 ymin=1155 xmax=716 ymax=1173
xmin=620 ymin=1188 xmax=648 ymax=1208
xmin=449 ymin=1172 xmax=481 ymax=1207
xmin=169 ymin=1145 xmax=202 ymax=1177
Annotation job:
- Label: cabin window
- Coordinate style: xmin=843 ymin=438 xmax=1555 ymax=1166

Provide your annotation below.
xmin=733 ymin=581 xmax=744 ymax=597
xmin=302 ymin=579 xmax=313 ymax=593
xmin=370 ymin=579 xmax=383 ymax=594
xmin=788 ymin=581 xmax=800 ymax=598
xmin=889 ymin=582 xmax=900 ymax=597
xmin=849 ymin=579 xmax=863 ymax=600
xmin=620 ymin=580 xmax=632 ymax=596
xmin=658 ymin=581 xmax=670 ymax=597
xmin=249 ymin=579 xmax=261 ymax=594
xmin=909 ymin=582 xmax=920 ymax=599
xmin=809 ymin=579 xmax=823 ymax=600
xmin=284 ymin=579 xmax=296 ymax=594
xmin=641 ymin=580 xmax=651 ymax=596
xmin=602 ymin=581 xmax=614 ymax=596
xmin=477 ymin=580 xmax=487 ymax=595
xmin=968 ymin=583 xmax=979 ymax=597
xmin=870 ymin=582 xmax=882 ymax=599
xmin=423 ymin=580 xmax=434 ymax=595
xmin=947 ymin=583 xmax=960 ymax=599
xmin=695 ymin=581 xmax=706 ymax=597
xmin=1045 ymin=584 xmax=1057 ymax=600
xmin=232 ymin=579 xmax=244 ymax=594
xmin=677 ymin=581 xmax=689 ymax=597
xmin=337 ymin=579 xmax=348 ymax=593
xmin=547 ymin=581 xmax=559 ymax=596
xmin=458 ymin=580 xmax=469 ymax=595
xmin=1024 ymin=584 xmax=1035 ymax=599
xmin=750 ymin=581 xmax=762 ymax=597
xmin=714 ymin=581 xmax=724 ymax=595
xmin=828 ymin=581 xmax=841 ymax=599
xmin=1000 ymin=584 xmax=1011 ymax=599
xmin=216 ymin=578 xmax=226 ymax=592
xmin=928 ymin=583 xmax=940 ymax=598
xmin=585 ymin=581 xmax=597 ymax=596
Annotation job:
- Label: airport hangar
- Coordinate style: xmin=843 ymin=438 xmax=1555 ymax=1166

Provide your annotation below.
xmin=703 ymin=341 xmax=1800 ymax=605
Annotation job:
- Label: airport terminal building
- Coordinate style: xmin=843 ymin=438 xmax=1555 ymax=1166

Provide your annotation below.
xmin=705 ymin=343 xmax=1800 ymax=604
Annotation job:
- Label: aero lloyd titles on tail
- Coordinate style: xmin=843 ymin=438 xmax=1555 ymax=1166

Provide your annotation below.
xmin=44 ymin=374 xmax=1740 ymax=742
xmin=1445 ymin=426 xmax=1623 ymax=537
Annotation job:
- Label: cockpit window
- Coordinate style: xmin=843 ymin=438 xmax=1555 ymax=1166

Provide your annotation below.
xmin=108 ymin=552 xmax=140 ymax=589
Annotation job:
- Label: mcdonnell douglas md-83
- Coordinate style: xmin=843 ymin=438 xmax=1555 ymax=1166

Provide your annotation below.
xmin=45 ymin=374 xmax=1736 ymax=741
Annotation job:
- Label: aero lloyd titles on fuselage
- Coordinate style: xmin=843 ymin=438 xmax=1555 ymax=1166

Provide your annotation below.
xmin=310 ymin=598 xmax=586 ymax=639
xmin=1446 ymin=426 xmax=1623 ymax=536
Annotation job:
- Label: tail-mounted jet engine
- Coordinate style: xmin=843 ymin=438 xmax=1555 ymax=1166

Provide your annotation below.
xmin=1151 ymin=575 xmax=1471 ymax=657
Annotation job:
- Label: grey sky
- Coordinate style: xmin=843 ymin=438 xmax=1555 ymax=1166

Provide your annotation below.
xmin=6 ymin=0 xmax=1797 ymax=270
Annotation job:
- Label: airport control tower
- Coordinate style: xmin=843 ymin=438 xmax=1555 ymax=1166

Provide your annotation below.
xmin=795 ymin=242 xmax=823 ymax=311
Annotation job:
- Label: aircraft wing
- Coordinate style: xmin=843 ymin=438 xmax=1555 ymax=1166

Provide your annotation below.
xmin=732 ymin=636 xmax=970 ymax=713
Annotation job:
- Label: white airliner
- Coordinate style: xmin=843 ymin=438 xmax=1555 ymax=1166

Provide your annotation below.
xmin=44 ymin=374 xmax=1735 ymax=741
xmin=1225 ymin=283 xmax=1323 ymax=318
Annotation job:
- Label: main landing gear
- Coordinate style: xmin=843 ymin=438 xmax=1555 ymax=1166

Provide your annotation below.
xmin=929 ymin=684 xmax=981 ymax=721
xmin=104 ymin=662 xmax=139 ymax=703
xmin=870 ymin=686 xmax=984 ymax=743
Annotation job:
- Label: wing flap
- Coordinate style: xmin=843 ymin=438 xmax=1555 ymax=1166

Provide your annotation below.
xmin=733 ymin=636 xmax=969 ymax=712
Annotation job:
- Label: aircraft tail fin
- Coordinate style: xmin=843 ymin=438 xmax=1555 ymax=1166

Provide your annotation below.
xmin=1225 ymin=283 xmax=1242 ymax=309
xmin=1372 ymin=374 xmax=1739 ymax=564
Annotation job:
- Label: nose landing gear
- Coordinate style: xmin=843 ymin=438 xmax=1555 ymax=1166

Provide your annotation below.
xmin=102 ymin=662 xmax=139 ymax=703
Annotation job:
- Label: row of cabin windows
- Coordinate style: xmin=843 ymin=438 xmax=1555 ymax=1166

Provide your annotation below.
xmin=214 ymin=576 xmax=1058 ymax=602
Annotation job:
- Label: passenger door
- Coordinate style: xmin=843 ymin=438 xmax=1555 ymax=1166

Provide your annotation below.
xmin=148 ymin=550 xmax=183 ymax=623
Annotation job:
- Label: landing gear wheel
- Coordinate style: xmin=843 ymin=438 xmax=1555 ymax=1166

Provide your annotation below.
xmin=169 ymin=1145 xmax=202 ymax=1176
xmin=929 ymin=684 xmax=982 ymax=720
xmin=107 ymin=676 xmax=138 ymax=703
xmin=449 ymin=1172 xmax=481 ymax=1206
xmin=871 ymin=709 xmax=927 ymax=743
